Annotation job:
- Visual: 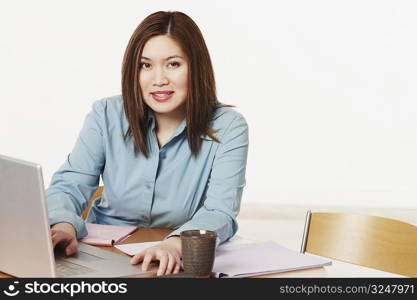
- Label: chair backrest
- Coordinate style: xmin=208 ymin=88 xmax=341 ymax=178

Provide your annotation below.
xmin=81 ymin=186 xmax=104 ymax=220
xmin=300 ymin=211 xmax=417 ymax=277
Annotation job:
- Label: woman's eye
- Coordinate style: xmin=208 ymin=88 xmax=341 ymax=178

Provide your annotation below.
xmin=168 ymin=61 xmax=180 ymax=68
xmin=140 ymin=63 xmax=151 ymax=69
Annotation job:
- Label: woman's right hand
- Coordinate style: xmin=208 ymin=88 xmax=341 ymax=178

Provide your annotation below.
xmin=51 ymin=222 xmax=78 ymax=256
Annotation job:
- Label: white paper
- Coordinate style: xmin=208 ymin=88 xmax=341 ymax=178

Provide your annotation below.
xmin=213 ymin=240 xmax=332 ymax=278
xmin=115 ymin=241 xmax=161 ymax=256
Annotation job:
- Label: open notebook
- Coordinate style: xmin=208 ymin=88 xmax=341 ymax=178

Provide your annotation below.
xmin=80 ymin=223 xmax=138 ymax=246
xmin=115 ymin=238 xmax=332 ymax=278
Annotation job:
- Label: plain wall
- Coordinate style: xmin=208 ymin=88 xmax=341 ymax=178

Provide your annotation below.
xmin=1 ymin=0 xmax=416 ymax=208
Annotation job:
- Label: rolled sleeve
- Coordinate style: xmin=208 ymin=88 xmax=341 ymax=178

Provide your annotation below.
xmin=46 ymin=100 xmax=106 ymax=239
xmin=167 ymin=115 xmax=249 ymax=246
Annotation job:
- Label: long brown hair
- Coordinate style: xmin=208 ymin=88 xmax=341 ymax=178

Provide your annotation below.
xmin=122 ymin=11 xmax=219 ymax=157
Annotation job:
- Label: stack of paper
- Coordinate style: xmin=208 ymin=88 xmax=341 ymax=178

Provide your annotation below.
xmin=212 ymin=240 xmax=332 ymax=278
xmin=80 ymin=223 xmax=137 ymax=246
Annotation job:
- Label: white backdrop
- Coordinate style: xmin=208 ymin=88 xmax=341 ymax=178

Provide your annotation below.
xmin=1 ymin=0 xmax=416 ymax=208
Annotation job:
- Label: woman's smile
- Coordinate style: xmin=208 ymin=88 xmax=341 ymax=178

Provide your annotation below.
xmin=151 ymin=90 xmax=175 ymax=102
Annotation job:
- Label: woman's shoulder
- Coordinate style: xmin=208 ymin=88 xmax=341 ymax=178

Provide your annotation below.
xmin=212 ymin=103 xmax=247 ymax=126
xmin=209 ymin=103 xmax=248 ymax=140
xmin=88 ymin=95 xmax=126 ymax=124
xmin=88 ymin=95 xmax=128 ymax=130
xmin=91 ymin=95 xmax=124 ymax=113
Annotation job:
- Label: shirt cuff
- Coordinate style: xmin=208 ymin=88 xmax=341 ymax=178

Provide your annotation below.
xmin=48 ymin=210 xmax=88 ymax=239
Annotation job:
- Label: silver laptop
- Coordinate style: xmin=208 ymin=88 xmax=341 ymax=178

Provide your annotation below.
xmin=0 ymin=154 xmax=149 ymax=278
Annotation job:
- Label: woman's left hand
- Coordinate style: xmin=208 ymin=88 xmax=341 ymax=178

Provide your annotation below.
xmin=130 ymin=236 xmax=182 ymax=276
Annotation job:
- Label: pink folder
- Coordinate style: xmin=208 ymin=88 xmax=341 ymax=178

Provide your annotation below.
xmin=80 ymin=223 xmax=138 ymax=246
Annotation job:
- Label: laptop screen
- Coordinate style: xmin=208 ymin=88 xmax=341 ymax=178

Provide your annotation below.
xmin=0 ymin=154 xmax=56 ymax=277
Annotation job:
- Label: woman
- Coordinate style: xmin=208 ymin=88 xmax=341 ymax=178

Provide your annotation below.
xmin=47 ymin=11 xmax=248 ymax=276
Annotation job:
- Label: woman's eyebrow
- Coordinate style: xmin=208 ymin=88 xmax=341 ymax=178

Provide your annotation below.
xmin=140 ymin=55 xmax=184 ymax=61
xmin=166 ymin=55 xmax=184 ymax=60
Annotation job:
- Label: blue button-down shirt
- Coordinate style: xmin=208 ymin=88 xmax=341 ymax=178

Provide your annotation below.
xmin=46 ymin=95 xmax=249 ymax=245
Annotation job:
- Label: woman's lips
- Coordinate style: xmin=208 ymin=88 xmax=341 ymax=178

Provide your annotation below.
xmin=151 ymin=91 xmax=174 ymax=102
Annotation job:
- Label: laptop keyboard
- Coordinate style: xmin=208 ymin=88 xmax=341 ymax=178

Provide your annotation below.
xmin=55 ymin=260 xmax=95 ymax=277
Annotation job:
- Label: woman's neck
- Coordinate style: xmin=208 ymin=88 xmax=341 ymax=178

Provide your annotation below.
xmin=154 ymin=105 xmax=186 ymax=147
xmin=154 ymin=108 xmax=185 ymax=132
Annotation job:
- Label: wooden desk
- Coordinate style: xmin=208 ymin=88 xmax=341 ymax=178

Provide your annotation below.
xmin=1 ymin=226 xmax=404 ymax=278
xmin=114 ymin=228 xmax=328 ymax=278
xmin=0 ymin=227 xmax=327 ymax=278
xmin=76 ymin=227 xmax=406 ymax=278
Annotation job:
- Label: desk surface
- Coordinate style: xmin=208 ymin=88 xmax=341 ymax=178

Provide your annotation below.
xmin=0 ymin=228 xmax=326 ymax=278
xmin=0 ymin=227 xmax=402 ymax=278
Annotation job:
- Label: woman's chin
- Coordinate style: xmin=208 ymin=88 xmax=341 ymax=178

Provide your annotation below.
xmin=147 ymin=102 xmax=186 ymax=116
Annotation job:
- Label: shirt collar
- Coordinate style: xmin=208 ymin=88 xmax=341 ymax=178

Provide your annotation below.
xmin=147 ymin=105 xmax=225 ymax=141
xmin=171 ymin=118 xmax=187 ymax=140
xmin=147 ymin=109 xmax=156 ymax=131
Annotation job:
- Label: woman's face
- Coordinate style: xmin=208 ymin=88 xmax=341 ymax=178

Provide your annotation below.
xmin=139 ymin=35 xmax=188 ymax=118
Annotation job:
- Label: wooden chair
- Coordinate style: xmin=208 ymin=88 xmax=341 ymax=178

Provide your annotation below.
xmin=81 ymin=186 xmax=104 ymax=220
xmin=300 ymin=211 xmax=417 ymax=277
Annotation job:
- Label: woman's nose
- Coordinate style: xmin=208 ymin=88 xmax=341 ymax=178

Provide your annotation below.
xmin=153 ymin=68 xmax=169 ymax=86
